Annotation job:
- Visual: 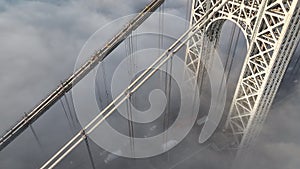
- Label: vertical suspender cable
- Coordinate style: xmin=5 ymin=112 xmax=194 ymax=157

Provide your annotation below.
xmin=68 ymin=91 xmax=80 ymax=125
xmin=129 ymin=32 xmax=135 ymax=157
xmin=226 ymin=26 xmax=241 ymax=83
xmin=216 ymin=23 xmax=236 ymax=98
xmin=102 ymin=64 xmax=109 ymax=106
xmin=125 ymin=32 xmax=135 ymax=157
xmin=212 ymin=23 xmax=237 ymax=124
xmin=0 ymin=0 xmax=167 ymax=151
xmin=198 ymin=31 xmax=211 ymax=95
xmin=166 ymin=54 xmax=172 ymax=161
xmin=85 ymin=138 xmax=96 ymax=169
xmin=224 ymin=24 xmax=236 ymax=82
xmin=41 ymin=2 xmax=229 ymax=167
xmin=96 ymin=80 xmax=104 ymax=110
xmin=64 ymin=94 xmax=76 ymax=128
xmin=159 ymin=3 xmax=165 ymax=89
xmin=68 ymin=92 xmax=78 ymax=128
xmin=159 ymin=3 xmax=166 ymax=147
xmin=60 ymin=99 xmax=74 ymax=131
xmin=29 ymin=123 xmax=42 ymax=149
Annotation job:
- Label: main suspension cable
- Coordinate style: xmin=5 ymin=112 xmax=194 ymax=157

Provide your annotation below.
xmin=0 ymin=0 xmax=166 ymax=151
xmin=41 ymin=2 xmax=228 ymax=168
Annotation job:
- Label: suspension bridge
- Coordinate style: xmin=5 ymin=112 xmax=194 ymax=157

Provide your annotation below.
xmin=1 ymin=0 xmax=300 ymax=168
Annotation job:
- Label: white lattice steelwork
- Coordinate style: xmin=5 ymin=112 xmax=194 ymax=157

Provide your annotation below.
xmin=186 ymin=0 xmax=300 ymax=148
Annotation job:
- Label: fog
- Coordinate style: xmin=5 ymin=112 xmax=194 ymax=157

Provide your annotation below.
xmin=0 ymin=0 xmax=300 ymax=169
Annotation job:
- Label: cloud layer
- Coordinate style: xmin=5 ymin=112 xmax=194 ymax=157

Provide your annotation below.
xmin=0 ymin=0 xmax=299 ymax=169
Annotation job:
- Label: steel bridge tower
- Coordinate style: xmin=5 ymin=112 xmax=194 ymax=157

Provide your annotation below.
xmin=185 ymin=0 xmax=300 ymax=148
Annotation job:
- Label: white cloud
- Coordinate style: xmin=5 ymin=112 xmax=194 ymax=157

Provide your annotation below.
xmin=0 ymin=0 xmax=299 ymax=169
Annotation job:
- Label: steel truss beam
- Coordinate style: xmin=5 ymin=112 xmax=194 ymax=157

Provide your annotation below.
xmin=186 ymin=0 xmax=300 ymax=148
